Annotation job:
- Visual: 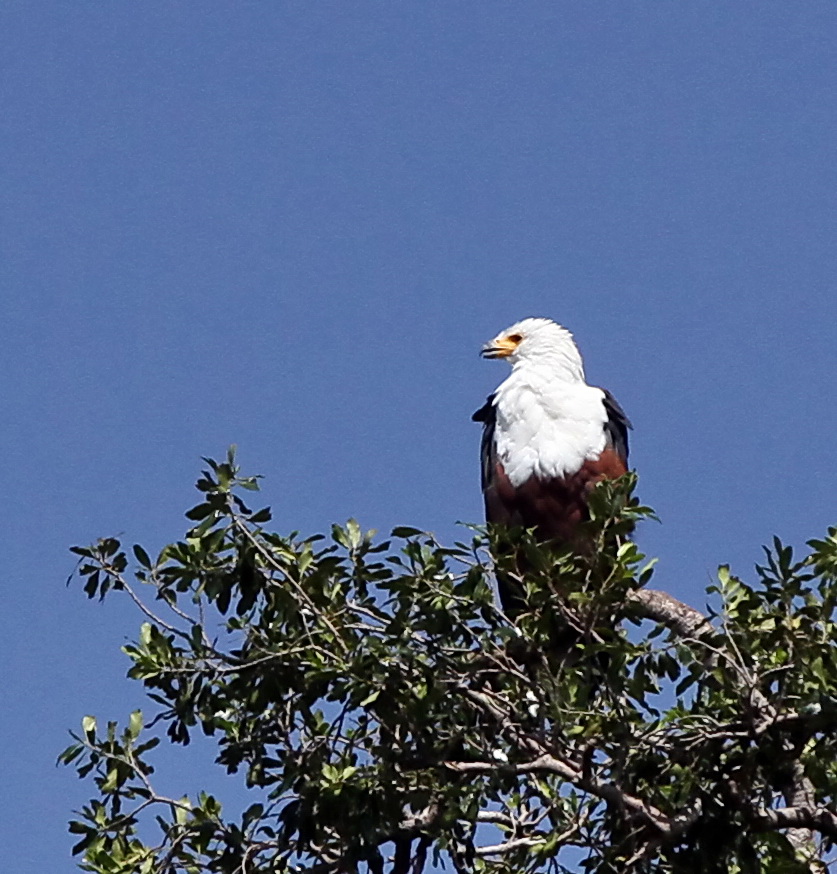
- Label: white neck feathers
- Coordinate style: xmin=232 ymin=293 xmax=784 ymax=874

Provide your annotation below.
xmin=493 ymin=360 xmax=607 ymax=487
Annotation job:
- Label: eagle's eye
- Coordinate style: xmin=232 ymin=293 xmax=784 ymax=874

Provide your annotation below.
xmin=507 ymin=333 xmax=523 ymax=344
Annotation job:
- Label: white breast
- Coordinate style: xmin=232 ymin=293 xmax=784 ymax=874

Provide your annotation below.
xmin=493 ymin=367 xmax=608 ymax=487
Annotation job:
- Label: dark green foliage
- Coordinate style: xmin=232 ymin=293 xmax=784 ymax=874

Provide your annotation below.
xmin=63 ymin=451 xmax=837 ymax=873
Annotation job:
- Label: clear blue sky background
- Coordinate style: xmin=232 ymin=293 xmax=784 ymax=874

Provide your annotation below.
xmin=3 ymin=4 xmax=836 ymax=871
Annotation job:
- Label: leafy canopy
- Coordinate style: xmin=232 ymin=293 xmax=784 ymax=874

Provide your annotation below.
xmin=63 ymin=449 xmax=837 ymax=873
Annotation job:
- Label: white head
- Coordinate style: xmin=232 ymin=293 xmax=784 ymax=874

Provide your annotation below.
xmin=480 ymin=317 xmax=586 ymax=382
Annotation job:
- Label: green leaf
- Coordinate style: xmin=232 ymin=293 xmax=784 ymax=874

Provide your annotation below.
xmin=174 ymin=797 xmax=190 ymax=826
xmin=68 ymin=820 xmax=92 ymax=835
xmin=133 ymin=544 xmax=152 ymax=568
xmin=242 ymin=803 xmax=264 ymax=826
xmin=128 ymin=709 xmax=143 ymax=739
xmin=185 ymin=503 xmax=215 ymax=521
xmin=392 ymin=526 xmax=423 ymax=538
xmin=101 ymin=766 xmax=119 ymax=792
xmin=57 ymin=743 xmax=84 ymax=765
xmin=346 ymin=518 xmax=361 ymax=548
xmin=69 ymin=546 xmax=93 ymax=558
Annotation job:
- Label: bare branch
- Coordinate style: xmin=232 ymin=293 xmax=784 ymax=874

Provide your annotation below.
xmin=775 ymin=760 xmax=827 ymax=871
xmin=752 ymin=806 xmax=837 ymax=841
xmin=475 ymin=836 xmax=547 ymax=856
xmin=628 ymin=588 xmax=712 ymax=640
xmin=445 ymin=754 xmax=671 ymax=835
xmin=476 ymin=810 xmax=515 ymax=828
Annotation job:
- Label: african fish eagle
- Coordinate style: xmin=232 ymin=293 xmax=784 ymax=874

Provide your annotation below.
xmin=472 ymin=317 xmax=632 ymax=615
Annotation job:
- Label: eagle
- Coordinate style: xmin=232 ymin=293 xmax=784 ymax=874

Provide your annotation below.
xmin=472 ymin=317 xmax=632 ymax=615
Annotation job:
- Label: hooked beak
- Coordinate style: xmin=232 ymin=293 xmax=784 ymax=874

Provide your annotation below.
xmin=480 ymin=338 xmax=518 ymax=359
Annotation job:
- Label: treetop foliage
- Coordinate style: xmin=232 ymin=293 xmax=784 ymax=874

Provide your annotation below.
xmin=63 ymin=449 xmax=837 ymax=873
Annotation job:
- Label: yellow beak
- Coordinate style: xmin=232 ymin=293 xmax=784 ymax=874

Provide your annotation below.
xmin=480 ymin=337 xmax=519 ymax=359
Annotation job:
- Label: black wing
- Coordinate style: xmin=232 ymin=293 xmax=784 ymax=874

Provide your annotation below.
xmin=472 ymin=394 xmax=496 ymax=494
xmin=601 ymin=389 xmax=632 ymax=465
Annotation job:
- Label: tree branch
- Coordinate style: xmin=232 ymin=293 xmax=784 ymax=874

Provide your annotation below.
xmin=445 ymin=754 xmax=670 ymax=835
xmin=774 ymin=760 xmax=828 ymax=872
xmin=627 ymin=588 xmax=712 ymax=640
xmin=751 ymin=805 xmax=837 ymax=840
xmin=475 ymin=836 xmax=547 ymax=856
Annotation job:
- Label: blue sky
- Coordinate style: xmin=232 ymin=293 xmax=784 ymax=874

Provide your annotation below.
xmin=3 ymin=4 xmax=837 ymax=871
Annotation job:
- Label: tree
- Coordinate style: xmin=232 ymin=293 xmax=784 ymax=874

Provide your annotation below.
xmin=63 ymin=449 xmax=837 ymax=873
